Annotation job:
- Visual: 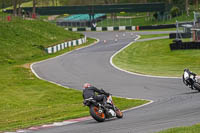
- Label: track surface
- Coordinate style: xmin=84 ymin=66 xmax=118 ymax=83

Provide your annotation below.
xmin=31 ymin=31 xmax=200 ymax=133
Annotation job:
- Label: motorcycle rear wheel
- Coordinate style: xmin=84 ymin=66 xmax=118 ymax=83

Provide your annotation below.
xmin=90 ymin=105 xmax=105 ymax=122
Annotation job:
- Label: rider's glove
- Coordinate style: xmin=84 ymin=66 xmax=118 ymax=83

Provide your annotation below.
xmin=105 ymin=92 xmax=110 ymax=97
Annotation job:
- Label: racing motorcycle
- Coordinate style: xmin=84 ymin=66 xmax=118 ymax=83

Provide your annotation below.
xmin=83 ymin=94 xmax=123 ymax=122
xmin=183 ymin=69 xmax=200 ymax=91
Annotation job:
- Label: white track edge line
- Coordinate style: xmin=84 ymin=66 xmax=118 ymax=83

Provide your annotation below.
xmin=30 ymin=38 xmax=100 ymax=88
xmin=22 ymin=34 xmax=155 ymax=132
xmin=114 ymin=95 xmax=154 ymax=112
xmin=110 ymin=35 xmax=181 ymax=79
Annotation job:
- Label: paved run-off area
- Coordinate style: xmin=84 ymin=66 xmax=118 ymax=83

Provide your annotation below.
xmin=31 ymin=31 xmax=200 ymax=133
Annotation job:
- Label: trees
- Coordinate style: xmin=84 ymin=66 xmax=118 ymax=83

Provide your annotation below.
xmin=13 ymin=0 xmax=18 ymax=16
xmin=195 ymin=0 xmax=199 ymax=10
xmin=18 ymin=0 xmax=23 ymax=16
xmin=11 ymin=0 xmax=24 ymax=16
xmin=0 ymin=0 xmax=12 ymax=9
xmin=185 ymin=0 xmax=189 ymax=15
xmin=3 ymin=0 xmax=198 ymax=17
xmin=32 ymin=0 xmax=37 ymax=15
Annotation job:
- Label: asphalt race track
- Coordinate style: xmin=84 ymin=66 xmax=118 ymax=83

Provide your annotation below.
xmin=31 ymin=31 xmax=200 ymax=133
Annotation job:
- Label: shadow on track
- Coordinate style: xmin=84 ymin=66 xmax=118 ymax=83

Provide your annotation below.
xmin=84 ymin=117 xmax=121 ymax=125
xmin=181 ymin=91 xmax=200 ymax=95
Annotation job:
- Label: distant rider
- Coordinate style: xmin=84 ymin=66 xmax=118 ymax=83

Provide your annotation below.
xmin=82 ymin=83 xmax=110 ymax=104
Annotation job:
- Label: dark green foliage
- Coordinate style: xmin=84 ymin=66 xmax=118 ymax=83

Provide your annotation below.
xmin=170 ymin=6 xmax=180 ymax=17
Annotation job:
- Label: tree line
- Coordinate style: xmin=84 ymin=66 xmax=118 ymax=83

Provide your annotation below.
xmin=0 ymin=0 xmax=199 ymax=16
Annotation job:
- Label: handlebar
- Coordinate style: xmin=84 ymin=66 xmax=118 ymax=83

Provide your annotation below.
xmin=184 ymin=69 xmax=196 ymax=77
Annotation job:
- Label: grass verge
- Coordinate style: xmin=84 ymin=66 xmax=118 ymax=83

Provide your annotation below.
xmin=0 ymin=38 xmax=148 ymax=132
xmin=157 ymin=124 xmax=200 ymax=133
xmin=97 ymin=13 xmax=193 ymax=27
xmin=137 ymin=28 xmax=177 ymax=32
xmin=0 ymin=15 xmax=149 ymax=132
xmin=139 ymin=34 xmax=169 ymax=40
xmin=113 ymin=37 xmax=200 ymax=77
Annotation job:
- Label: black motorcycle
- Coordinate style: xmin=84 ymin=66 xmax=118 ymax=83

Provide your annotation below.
xmin=183 ymin=69 xmax=200 ymax=91
xmin=83 ymin=94 xmax=123 ymax=122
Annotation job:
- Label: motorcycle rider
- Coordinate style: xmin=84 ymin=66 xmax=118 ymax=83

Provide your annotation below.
xmin=82 ymin=83 xmax=110 ymax=104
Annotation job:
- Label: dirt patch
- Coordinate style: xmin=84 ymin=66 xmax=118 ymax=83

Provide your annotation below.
xmin=48 ymin=15 xmax=59 ymax=21
xmin=21 ymin=63 xmax=31 ymax=69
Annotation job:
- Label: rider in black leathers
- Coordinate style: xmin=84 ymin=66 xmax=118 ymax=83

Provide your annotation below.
xmin=82 ymin=83 xmax=109 ymax=103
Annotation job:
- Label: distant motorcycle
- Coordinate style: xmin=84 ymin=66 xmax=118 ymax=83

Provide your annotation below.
xmin=83 ymin=94 xmax=123 ymax=122
xmin=183 ymin=69 xmax=200 ymax=91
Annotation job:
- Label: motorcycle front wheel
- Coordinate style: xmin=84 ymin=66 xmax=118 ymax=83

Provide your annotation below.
xmin=194 ymin=82 xmax=200 ymax=92
xmin=90 ymin=105 xmax=105 ymax=122
xmin=116 ymin=108 xmax=123 ymax=118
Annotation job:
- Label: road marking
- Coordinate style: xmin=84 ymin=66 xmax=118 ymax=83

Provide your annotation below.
xmin=110 ymin=35 xmax=180 ymax=79
xmin=17 ymin=33 xmax=156 ymax=133
xmin=30 ymin=38 xmax=100 ymax=87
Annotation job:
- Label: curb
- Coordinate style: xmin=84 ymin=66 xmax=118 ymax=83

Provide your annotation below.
xmin=110 ymin=35 xmax=181 ymax=79
xmin=45 ymin=36 xmax=87 ymax=54
xmin=5 ymin=98 xmax=153 ymax=133
xmin=31 ymin=38 xmax=100 ymax=83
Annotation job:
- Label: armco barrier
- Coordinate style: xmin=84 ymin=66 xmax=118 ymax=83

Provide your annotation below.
xmin=107 ymin=26 xmax=114 ymax=31
xmin=102 ymin=27 xmax=107 ymax=31
xmin=125 ymin=26 xmax=132 ymax=30
xmin=114 ymin=27 xmax=119 ymax=31
xmin=96 ymin=27 xmax=102 ymax=31
xmin=119 ymin=26 xmax=126 ymax=31
xmin=45 ymin=36 xmax=87 ymax=54
xmin=170 ymin=41 xmax=200 ymax=50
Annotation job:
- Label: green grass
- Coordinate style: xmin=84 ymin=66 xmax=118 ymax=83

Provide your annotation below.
xmin=138 ymin=28 xmax=177 ymax=32
xmin=157 ymin=124 xmax=200 ymax=133
xmin=0 ymin=16 xmax=83 ymax=65
xmin=97 ymin=12 xmax=194 ymax=27
xmin=113 ymin=38 xmax=200 ymax=77
xmin=139 ymin=34 xmax=169 ymax=40
xmin=0 ymin=15 xmax=148 ymax=132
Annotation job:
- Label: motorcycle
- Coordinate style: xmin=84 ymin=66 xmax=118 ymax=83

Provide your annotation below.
xmin=83 ymin=94 xmax=123 ymax=122
xmin=183 ymin=69 xmax=200 ymax=91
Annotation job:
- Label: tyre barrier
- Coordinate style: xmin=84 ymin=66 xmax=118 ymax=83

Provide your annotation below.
xmin=139 ymin=24 xmax=176 ymax=30
xmin=65 ymin=24 xmax=176 ymax=32
xmin=45 ymin=36 xmax=87 ymax=54
xmin=170 ymin=41 xmax=200 ymax=50
xmin=169 ymin=33 xmax=191 ymax=39
xmin=65 ymin=26 xmax=136 ymax=31
xmin=65 ymin=21 xmax=195 ymax=32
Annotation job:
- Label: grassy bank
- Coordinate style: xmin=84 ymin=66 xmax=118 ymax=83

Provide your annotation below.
xmin=0 ymin=16 xmax=148 ymax=132
xmin=0 ymin=16 xmax=83 ymax=65
xmin=113 ymin=37 xmax=200 ymax=77
xmin=158 ymin=124 xmax=200 ymax=133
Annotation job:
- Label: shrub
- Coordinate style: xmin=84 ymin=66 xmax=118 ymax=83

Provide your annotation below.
xmin=170 ymin=6 xmax=181 ymax=18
